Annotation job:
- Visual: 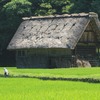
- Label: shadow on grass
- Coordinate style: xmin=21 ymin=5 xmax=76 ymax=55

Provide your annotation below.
xmin=0 ymin=74 xmax=100 ymax=84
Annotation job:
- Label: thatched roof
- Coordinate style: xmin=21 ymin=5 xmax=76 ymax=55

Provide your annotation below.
xmin=7 ymin=12 xmax=100 ymax=50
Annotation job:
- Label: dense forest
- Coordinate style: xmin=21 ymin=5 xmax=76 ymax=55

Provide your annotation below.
xmin=0 ymin=0 xmax=100 ymax=66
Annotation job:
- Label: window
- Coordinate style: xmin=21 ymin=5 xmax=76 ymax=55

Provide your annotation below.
xmin=17 ymin=50 xmax=26 ymax=57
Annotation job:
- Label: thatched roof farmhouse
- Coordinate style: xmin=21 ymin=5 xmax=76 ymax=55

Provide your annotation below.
xmin=8 ymin=12 xmax=100 ymax=68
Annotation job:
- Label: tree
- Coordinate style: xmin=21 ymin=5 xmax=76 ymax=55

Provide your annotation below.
xmin=2 ymin=0 xmax=32 ymax=21
xmin=91 ymin=0 xmax=100 ymax=17
xmin=0 ymin=0 xmax=11 ymax=10
xmin=50 ymin=0 xmax=72 ymax=14
xmin=70 ymin=0 xmax=93 ymax=13
xmin=0 ymin=0 xmax=32 ymax=49
xmin=0 ymin=0 xmax=32 ymax=66
xmin=29 ymin=0 xmax=72 ymax=15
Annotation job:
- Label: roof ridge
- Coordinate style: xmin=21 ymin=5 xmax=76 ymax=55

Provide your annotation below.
xmin=89 ymin=12 xmax=98 ymax=18
xmin=22 ymin=12 xmax=98 ymax=20
xmin=22 ymin=13 xmax=88 ymax=20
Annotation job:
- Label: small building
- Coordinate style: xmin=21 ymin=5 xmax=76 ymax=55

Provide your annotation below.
xmin=7 ymin=12 xmax=100 ymax=68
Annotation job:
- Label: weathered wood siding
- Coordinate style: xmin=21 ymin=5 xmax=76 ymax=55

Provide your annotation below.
xmin=16 ymin=48 xmax=71 ymax=68
xmin=79 ymin=22 xmax=97 ymax=43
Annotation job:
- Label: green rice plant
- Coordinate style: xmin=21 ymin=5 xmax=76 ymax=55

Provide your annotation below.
xmin=0 ymin=78 xmax=100 ymax=100
xmin=0 ymin=67 xmax=100 ymax=100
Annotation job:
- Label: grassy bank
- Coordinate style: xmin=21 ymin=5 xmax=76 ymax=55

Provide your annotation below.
xmin=0 ymin=67 xmax=100 ymax=79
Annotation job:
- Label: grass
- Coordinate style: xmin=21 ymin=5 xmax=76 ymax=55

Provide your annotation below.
xmin=0 ymin=67 xmax=100 ymax=79
xmin=0 ymin=67 xmax=100 ymax=100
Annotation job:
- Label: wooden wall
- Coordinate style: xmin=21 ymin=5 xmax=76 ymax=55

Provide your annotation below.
xmin=79 ymin=22 xmax=97 ymax=43
xmin=16 ymin=48 xmax=71 ymax=68
xmin=75 ymin=45 xmax=96 ymax=57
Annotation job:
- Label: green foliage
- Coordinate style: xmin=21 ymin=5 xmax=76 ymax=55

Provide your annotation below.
xmin=50 ymin=0 xmax=71 ymax=14
xmin=29 ymin=0 xmax=72 ymax=15
xmin=0 ymin=0 xmax=32 ymax=50
xmin=62 ymin=3 xmax=74 ymax=13
xmin=34 ymin=2 xmax=56 ymax=15
xmin=40 ymin=3 xmax=52 ymax=9
xmin=3 ymin=0 xmax=32 ymax=17
xmin=70 ymin=0 xmax=93 ymax=13
xmin=91 ymin=0 xmax=100 ymax=16
xmin=0 ymin=0 xmax=11 ymax=10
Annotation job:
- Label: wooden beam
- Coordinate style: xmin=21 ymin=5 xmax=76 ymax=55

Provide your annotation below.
xmin=85 ymin=30 xmax=94 ymax=32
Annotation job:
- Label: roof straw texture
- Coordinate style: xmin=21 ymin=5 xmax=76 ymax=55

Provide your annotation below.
xmin=7 ymin=12 xmax=100 ymax=50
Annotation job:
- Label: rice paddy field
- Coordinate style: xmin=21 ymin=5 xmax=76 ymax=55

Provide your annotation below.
xmin=0 ymin=67 xmax=100 ymax=100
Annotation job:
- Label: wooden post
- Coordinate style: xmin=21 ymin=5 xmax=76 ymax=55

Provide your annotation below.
xmin=98 ymin=47 xmax=100 ymax=66
xmin=98 ymin=47 xmax=100 ymax=59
